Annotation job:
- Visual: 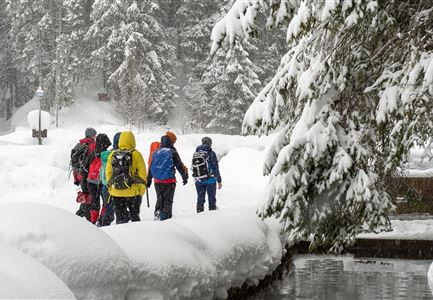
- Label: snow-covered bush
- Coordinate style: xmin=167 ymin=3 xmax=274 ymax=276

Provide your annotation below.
xmin=212 ymin=1 xmax=433 ymax=252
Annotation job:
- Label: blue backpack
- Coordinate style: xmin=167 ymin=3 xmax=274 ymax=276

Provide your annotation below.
xmin=151 ymin=148 xmax=174 ymax=180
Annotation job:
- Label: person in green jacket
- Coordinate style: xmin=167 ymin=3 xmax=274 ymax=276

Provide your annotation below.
xmin=97 ymin=132 xmax=121 ymax=226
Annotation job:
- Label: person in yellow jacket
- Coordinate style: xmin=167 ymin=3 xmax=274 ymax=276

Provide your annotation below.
xmin=106 ymin=131 xmax=146 ymax=224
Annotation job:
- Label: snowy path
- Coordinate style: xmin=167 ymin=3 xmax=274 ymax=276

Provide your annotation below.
xmin=0 ymin=98 xmax=284 ymax=299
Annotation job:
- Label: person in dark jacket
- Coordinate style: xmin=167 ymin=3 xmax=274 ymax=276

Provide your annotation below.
xmin=97 ymin=132 xmax=121 ymax=226
xmin=147 ymin=135 xmax=188 ymax=220
xmin=87 ymin=133 xmax=112 ymax=224
xmin=75 ymin=127 xmax=97 ymax=220
xmin=194 ymin=137 xmax=222 ymax=213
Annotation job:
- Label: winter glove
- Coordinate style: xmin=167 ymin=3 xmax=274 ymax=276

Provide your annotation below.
xmin=146 ymin=181 xmax=152 ymax=188
xmin=183 ymin=178 xmax=188 ymax=186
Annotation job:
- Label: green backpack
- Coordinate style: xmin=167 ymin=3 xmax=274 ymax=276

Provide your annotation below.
xmin=99 ymin=150 xmax=111 ymax=186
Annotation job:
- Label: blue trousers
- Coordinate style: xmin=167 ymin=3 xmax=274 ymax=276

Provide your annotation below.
xmin=195 ymin=182 xmax=217 ymax=213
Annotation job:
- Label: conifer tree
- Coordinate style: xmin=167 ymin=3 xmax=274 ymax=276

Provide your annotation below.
xmin=212 ymin=0 xmax=433 ymax=252
xmin=203 ymin=42 xmax=262 ymax=133
xmin=6 ymin=0 xmax=78 ymax=115
xmin=87 ymin=0 xmax=176 ymax=126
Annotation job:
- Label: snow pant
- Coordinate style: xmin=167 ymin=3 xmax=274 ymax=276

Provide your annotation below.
xmin=76 ymin=203 xmax=91 ymax=221
xmin=154 ymin=183 xmax=176 ymax=220
xmin=112 ymin=195 xmax=142 ymax=224
xmin=88 ymin=183 xmax=101 ymax=224
xmin=99 ymin=185 xmax=114 ymax=226
xmin=195 ymin=182 xmax=217 ymax=213
xmin=76 ymin=175 xmax=91 ymax=221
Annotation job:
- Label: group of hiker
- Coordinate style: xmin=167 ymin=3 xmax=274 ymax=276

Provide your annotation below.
xmin=70 ymin=128 xmax=222 ymax=226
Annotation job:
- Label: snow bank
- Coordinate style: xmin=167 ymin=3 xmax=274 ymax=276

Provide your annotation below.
xmin=0 ymin=202 xmax=130 ymax=299
xmin=358 ymin=219 xmax=433 ymax=240
xmin=103 ymin=209 xmax=283 ymax=300
xmin=10 ymin=97 xmax=40 ymax=129
xmin=0 ymin=202 xmax=283 ymax=300
xmin=0 ymin=242 xmax=75 ymax=299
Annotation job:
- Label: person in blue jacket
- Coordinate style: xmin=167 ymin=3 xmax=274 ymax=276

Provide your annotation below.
xmin=147 ymin=135 xmax=188 ymax=220
xmin=194 ymin=137 xmax=222 ymax=213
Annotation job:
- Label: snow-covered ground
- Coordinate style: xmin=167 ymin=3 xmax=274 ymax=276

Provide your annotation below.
xmin=359 ymin=220 xmax=433 ymax=240
xmin=0 ymin=97 xmax=284 ymax=299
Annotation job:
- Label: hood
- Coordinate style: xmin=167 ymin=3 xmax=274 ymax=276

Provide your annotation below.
xmin=96 ymin=133 xmax=112 ymax=153
xmin=118 ymin=131 xmax=136 ymax=150
xmin=113 ymin=132 xmax=121 ymax=150
xmin=196 ymin=144 xmax=211 ymax=152
xmin=160 ymin=135 xmax=173 ymax=148
xmin=80 ymin=137 xmax=95 ymax=144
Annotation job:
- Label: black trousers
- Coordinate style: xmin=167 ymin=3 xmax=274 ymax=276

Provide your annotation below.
xmin=76 ymin=176 xmax=91 ymax=221
xmin=154 ymin=183 xmax=176 ymax=220
xmin=112 ymin=195 xmax=142 ymax=224
xmin=88 ymin=183 xmax=101 ymax=212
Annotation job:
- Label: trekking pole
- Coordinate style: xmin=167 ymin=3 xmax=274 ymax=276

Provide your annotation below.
xmin=67 ymin=162 xmax=72 ymax=181
xmin=146 ymin=189 xmax=150 ymax=208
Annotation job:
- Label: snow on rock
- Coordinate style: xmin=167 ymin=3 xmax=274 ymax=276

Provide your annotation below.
xmin=27 ymin=110 xmax=50 ymax=130
xmin=0 ymin=202 xmax=130 ymax=300
xmin=103 ymin=209 xmax=283 ymax=300
xmin=0 ymin=242 xmax=75 ymax=299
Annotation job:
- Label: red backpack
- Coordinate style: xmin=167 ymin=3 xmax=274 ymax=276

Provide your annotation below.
xmin=87 ymin=157 xmax=102 ymax=184
xmin=148 ymin=141 xmax=160 ymax=171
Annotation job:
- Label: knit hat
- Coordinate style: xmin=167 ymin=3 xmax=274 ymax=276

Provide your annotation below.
xmin=201 ymin=137 xmax=212 ymax=147
xmin=85 ymin=127 xmax=97 ymax=139
xmin=166 ymin=131 xmax=177 ymax=144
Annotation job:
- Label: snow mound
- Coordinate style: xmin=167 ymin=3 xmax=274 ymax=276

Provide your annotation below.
xmin=358 ymin=220 xmax=433 ymax=240
xmin=103 ymin=209 xmax=283 ymax=300
xmin=0 ymin=202 xmax=130 ymax=300
xmin=10 ymin=97 xmax=40 ymax=130
xmin=27 ymin=110 xmax=50 ymax=130
xmin=0 ymin=242 xmax=75 ymax=299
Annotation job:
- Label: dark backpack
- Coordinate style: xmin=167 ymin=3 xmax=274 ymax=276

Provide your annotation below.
xmin=191 ymin=151 xmax=210 ymax=179
xmin=70 ymin=142 xmax=89 ymax=171
xmin=110 ymin=150 xmax=134 ymax=189
xmin=150 ymin=148 xmax=174 ymax=180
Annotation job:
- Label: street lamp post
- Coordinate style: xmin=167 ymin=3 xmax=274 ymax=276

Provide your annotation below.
xmin=35 ymin=87 xmax=44 ymax=145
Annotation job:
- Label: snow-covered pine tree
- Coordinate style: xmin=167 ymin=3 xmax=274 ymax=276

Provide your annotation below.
xmin=87 ymin=0 xmax=176 ymax=126
xmin=211 ymin=0 xmax=433 ymax=252
xmin=203 ymin=42 xmax=262 ymax=134
xmin=63 ymin=0 xmax=94 ymax=84
xmin=174 ymin=0 xmax=228 ymax=131
xmin=0 ymin=0 xmax=18 ymax=119
xmin=178 ymin=0 xmax=284 ymax=133
xmin=6 ymin=0 xmax=77 ymax=114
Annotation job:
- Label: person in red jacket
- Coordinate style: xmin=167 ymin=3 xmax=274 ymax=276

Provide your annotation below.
xmin=75 ymin=128 xmax=97 ymax=220
xmin=87 ymin=133 xmax=112 ymax=224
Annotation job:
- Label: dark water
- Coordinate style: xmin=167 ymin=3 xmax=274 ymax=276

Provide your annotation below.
xmin=253 ymin=255 xmax=433 ymax=300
